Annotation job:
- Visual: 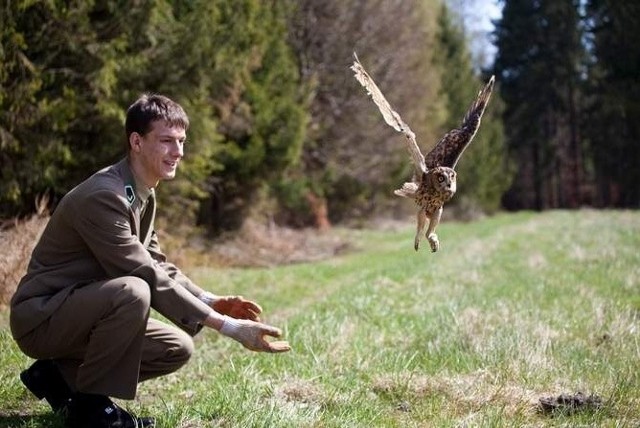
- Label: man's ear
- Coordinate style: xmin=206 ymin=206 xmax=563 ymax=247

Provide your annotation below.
xmin=129 ymin=132 xmax=142 ymax=153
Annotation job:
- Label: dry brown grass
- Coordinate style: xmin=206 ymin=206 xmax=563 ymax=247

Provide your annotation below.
xmin=161 ymin=218 xmax=353 ymax=270
xmin=207 ymin=219 xmax=353 ymax=267
xmin=0 ymin=200 xmax=50 ymax=307
xmin=372 ymin=370 xmax=542 ymax=419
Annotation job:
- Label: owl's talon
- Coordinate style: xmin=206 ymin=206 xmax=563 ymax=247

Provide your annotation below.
xmin=427 ymin=233 xmax=439 ymax=252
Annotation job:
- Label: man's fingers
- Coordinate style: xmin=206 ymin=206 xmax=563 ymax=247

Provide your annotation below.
xmin=231 ymin=297 xmax=262 ymax=314
xmin=266 ymin=340 xmax=291 ymax=353
xmin=243 ymin=300 xmax=262 ymax=314
xmin=260 ymin=324 xmax=282 ymax=338
xmin=215 ymin=297 xmax=263 ymax=320
xmin=227 ymin=305 xmax=260 ymax=320
xmin=234 ymin=308 xmax=260 ymax=321
xmin=255 ymin=325 xmax=289 ymax=352
xmin=246 ymin=309 xmax=261 ymax=321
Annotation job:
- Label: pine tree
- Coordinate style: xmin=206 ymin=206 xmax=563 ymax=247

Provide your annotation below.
xmin=434 ymin=4 xmax=511 ymax=214
xmin=0 ymin=0 xmax=308 ymax=232
xmin=494 ymin=0 xmax=586 ymax=210
xmin=0 ymin=1 xmax=152 ymax=217
xmin=173 ymin=0 xmax=308 ymax=233
xmin=584 ymin=0 xmax=640 ymax=207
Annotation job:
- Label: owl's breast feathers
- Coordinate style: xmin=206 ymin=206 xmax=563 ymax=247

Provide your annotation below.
xmin=415 ymin=181 xmax=453 ymax=214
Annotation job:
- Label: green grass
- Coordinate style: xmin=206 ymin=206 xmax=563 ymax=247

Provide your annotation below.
xmin=1 ymin=210 xmax=639 ymax=427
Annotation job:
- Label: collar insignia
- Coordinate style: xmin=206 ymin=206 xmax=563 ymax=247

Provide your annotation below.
xmin=124 ymin=185 xmax=136 ymax=205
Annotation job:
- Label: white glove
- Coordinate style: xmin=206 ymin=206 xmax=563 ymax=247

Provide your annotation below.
xmin=219 ymin=316 xmax=291 ymax=353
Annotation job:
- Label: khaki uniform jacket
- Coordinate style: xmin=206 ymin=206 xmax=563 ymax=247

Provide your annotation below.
xmin=10 ymin=158 xmax=212 ymax=340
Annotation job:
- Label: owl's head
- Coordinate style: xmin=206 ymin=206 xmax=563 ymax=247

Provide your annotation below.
xmin=427 ymin=166 xmax=457 ymax=199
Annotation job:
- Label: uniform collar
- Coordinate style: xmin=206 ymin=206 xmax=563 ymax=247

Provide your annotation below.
xmin=133 ymin=177 xmax=153 ymax=204
xmin=118 ymin=157 xmax=154 ymax=206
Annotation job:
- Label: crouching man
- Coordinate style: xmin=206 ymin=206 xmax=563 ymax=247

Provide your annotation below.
xmin=10 ymin=94 xmax=290 ymax=428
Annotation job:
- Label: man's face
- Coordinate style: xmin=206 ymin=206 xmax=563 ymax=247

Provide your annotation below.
xmin=131 ymin=120 xmax=186 ymax=187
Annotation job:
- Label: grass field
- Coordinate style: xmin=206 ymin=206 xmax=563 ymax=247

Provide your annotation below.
xmin=1 ymin=210 xmax=638 ymax=427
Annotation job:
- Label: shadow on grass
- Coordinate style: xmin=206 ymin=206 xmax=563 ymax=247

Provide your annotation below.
xmin=0 ymin=412 xmax=65 ymax=428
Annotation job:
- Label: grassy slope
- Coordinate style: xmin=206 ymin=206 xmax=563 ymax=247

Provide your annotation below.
xmin=1 ymin=210 xmax=638 ymax=427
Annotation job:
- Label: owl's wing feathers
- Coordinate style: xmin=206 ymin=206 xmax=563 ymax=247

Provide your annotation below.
xmin=424 ymin=75 xmax=495 ymax=169
xmin=351 ymin=54 xmax=427 ymax=176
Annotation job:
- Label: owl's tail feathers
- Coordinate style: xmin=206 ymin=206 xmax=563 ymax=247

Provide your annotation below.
xmin=394 ymin=182 xmax=419 ymax=198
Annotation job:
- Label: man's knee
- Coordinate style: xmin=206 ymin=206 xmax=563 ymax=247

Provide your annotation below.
xmin=140 ymin=324 xmax=194 ymax=380
xmin=170 ymin=328 xmax=194 ymax=366
xmin=105 ymin=276 xmax=151 ymax=316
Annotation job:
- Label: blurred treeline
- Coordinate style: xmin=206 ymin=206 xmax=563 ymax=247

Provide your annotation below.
xmin=1 ymin=1 xmax=637 ymax=236
xmin=495 ymin=0 xmax=640 ymax=209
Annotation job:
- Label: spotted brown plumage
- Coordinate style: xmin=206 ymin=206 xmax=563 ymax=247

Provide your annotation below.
xmin=424 ymin=76 xmax=495 ymax=169
xmin=351 ymin=53 xmax=494 ymax=252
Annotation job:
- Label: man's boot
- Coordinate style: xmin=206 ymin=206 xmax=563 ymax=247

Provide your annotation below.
xmin=65 ymin=393 xmax=155 ymax=428
xmin=20 ymin=359 xmax=73 ymax=412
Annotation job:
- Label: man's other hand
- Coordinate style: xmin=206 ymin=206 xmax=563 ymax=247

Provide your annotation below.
xmin=220 ymin=317 xmax=291 ymax=353
xmin=210 ymin=295 xmax=262 ymax=321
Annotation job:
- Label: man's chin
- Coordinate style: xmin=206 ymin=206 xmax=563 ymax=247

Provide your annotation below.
xmin=160 ymin=172 xmax=177 ymax=181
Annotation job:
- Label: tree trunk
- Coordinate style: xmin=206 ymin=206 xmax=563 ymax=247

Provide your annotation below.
xmin=306 ymin=192 xmax=331 ymax=231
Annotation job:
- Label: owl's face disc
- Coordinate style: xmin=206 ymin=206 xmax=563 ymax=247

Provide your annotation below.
xmin=429 ymin=166 xmax=456 ymax=199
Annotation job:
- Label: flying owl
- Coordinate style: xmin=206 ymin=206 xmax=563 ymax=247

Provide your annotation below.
xmin=351 ymin=53 xmax=495 ymax=252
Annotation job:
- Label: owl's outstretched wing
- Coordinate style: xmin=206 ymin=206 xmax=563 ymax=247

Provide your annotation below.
xmin=424 ymin=75 xmax=495 ymax=169
xmin=351 ymin=53 xmax=427 ymax=176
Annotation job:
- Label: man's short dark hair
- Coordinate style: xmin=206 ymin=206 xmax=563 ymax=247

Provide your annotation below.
xmin=125 ymin=94 xmax=189 ymax=145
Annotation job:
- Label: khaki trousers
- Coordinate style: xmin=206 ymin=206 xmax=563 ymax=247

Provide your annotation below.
xmin=16 ymin=276 xmax=195 ymax=399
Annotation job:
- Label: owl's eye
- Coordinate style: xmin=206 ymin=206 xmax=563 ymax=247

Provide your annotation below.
xmin=437 ymin=175 xmax=445 ymax=183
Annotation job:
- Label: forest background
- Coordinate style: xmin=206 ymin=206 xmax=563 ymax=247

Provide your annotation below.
xmin=1 ymin=0 xmax=639 ymax=238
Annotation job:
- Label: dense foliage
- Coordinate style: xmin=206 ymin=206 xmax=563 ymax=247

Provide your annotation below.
xmin=2 ymin=0 xmax=637 ymax=234
xmin=494 ymin=0 xmax=640 ymax=209
xmin=583 ymin=0 xmax=640 ymax=207
xmin=1 ymin=0 xmax=307 ymax=232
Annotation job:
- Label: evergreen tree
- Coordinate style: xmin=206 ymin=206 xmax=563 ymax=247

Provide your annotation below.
xmin=81 ymin=0 xmax=307 ymax=232
xmin=0 ymin=0 xmax=307 ymax=233
xmin=584 ymin=0 xmax=640 ymax=207
xmin=494 ymin=0 xmax=587 ymax=210
xmin=163 ymin=0 xmax=308 ymax=233
xmin=434 ymin=4 xmax=511 ymax=214
xmin=0 ymin=1 xmax=142 ymax=216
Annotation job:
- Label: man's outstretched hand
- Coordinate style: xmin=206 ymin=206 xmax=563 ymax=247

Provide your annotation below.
xmin=209 ymin=295 xmax=262 ymax=321
xmin=220 ymin=317 xmax=291 ymax=353
xmin=201 ymin=293 xmax=289 ymax=353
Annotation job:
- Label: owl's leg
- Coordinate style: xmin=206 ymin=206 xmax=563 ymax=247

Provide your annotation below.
xmin=425 ymin=206 xmax=443 ymax=252
xmin=414 ymin=209 xmax=428 ymax=251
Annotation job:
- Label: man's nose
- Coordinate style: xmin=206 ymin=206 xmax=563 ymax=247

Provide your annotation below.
xmin=171 ymin=141 xmax=183 ymax=158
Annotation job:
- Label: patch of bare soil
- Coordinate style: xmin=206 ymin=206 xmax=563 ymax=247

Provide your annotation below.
xmin=538 ymin=392 xmax=603 ymax=415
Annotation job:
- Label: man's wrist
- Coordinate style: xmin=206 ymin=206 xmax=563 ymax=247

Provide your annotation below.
xmin=199 ymin=291 xmax=217 ymax=306
xmin=203 ymin=310 xmax=225 ymax=331
xmin=219 ymin=316 xmax=242 ymax=337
